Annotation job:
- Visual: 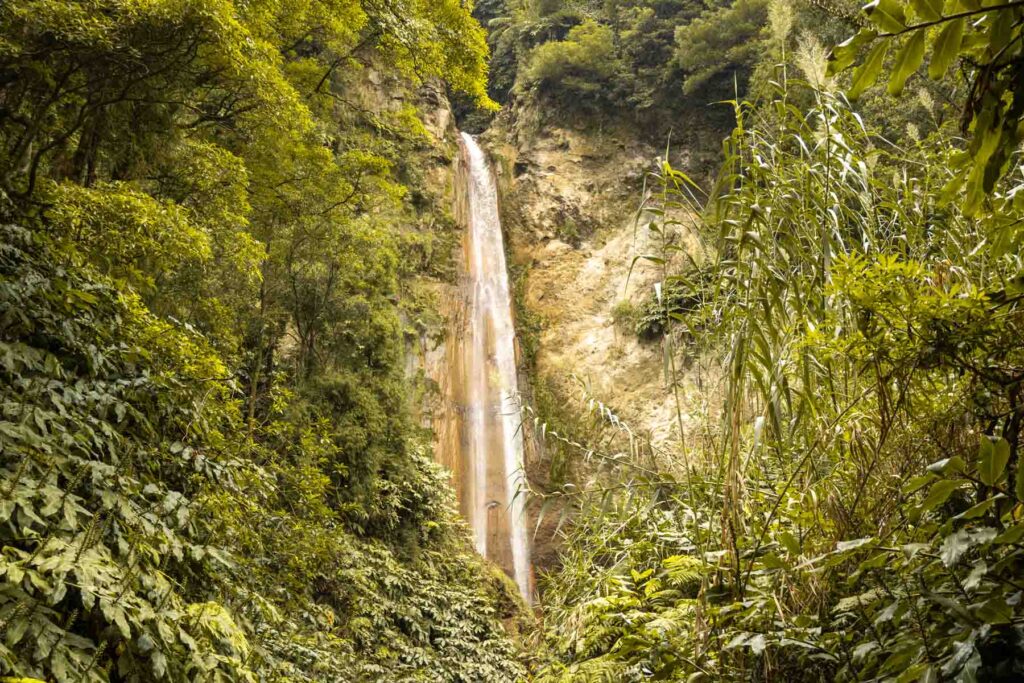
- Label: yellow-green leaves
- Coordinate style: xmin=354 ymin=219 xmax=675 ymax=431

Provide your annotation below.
xmin=827 ymin=28 xmax=878 ymax=74
xmin=928 ymin=18 xmax=964 ymax=79
xmin=849 ymin=41 xmax=889 ymax=99
xmin=46 ymin=181 xmax=213 ymax=291
xmin=888 ymin=30 xmax=925 ymax=94
xmin=863 ymin=0 xmax=907 ymax=33
xmin=919 ymin=479 xmax=962 ymax=515
xmin=833 ymin=5 xmax=1024 ymax=218
xmin=964 ymin=99 xmax=1007 ymax=214
xmin=1017 ymin=456 xmax=1024 ymax=501
xmin=909 ymin=0 xmax=942 ymax=21
xmin=978 ymin=435 xmax=1011 ymax=486
xmin=927 ymin=456 xmax=966 ymax=476
xmin=990 ymin=7 xmax=1015 ymax=52
xmin=955 ymin=493 xmax=1003 ymax=520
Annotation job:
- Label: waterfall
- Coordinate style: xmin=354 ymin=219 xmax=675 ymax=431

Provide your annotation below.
xmin=459 ymin=132 xmax=532 ymax=604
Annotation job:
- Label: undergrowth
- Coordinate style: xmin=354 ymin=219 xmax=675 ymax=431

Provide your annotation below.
xmin=531 ymin=29 xmax=1024 ymax=683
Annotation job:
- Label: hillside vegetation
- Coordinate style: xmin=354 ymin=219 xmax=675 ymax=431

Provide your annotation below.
xmin=517 ymin=1 xmax=1024 ymax=682
xmin=0 ymin=1 xmax=526 ymax=680
xmin=4 ymin=0 xmax=1024 ymax=682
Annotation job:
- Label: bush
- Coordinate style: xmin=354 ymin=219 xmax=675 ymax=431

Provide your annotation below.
xmin=531 ymin=67 xmax=1024 ymax=681
xmin=610 ymin=300 xmax=640 ymax=334
xmin=675 ymin=0 xmax=769 ymax=95
xmin=523 ymin=20 xmax=624 ymax=110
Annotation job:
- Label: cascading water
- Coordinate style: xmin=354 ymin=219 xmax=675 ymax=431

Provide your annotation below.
xmin=458 ymin=132 xmax=532 ymax=603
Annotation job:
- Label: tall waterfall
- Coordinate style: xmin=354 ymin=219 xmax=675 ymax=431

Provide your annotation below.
xmin=459 ymin=132 xmax=532 ymax=603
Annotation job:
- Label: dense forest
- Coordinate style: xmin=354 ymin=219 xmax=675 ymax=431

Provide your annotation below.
xmin=0 ymin=1 xmax=526 ymax=680
xmin=2 ymin=0 xmax=1024 ymax=682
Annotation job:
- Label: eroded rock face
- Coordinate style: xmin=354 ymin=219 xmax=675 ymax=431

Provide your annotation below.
xmin=480 ymin=106 xmax=704 ymax=531
xmin=410 ymin=88 xmax=706 ymax=583
xmin=493 ymin=124 xmax=646 ymax=247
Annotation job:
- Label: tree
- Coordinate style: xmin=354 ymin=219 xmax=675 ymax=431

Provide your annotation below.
xmin=0 ymin=0 xmax=528 ymax=680
xmin=674 ymin=0 xmax=770 ymax=94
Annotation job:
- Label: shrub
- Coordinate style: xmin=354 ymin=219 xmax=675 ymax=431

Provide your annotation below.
xmin=675 ymin=0 xmax=769 ymax=95
xmin=523 ymin=20 xmax=624 ymax=110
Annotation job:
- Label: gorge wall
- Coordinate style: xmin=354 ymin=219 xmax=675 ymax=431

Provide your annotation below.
xmin=411 ymin=87 xmax=706 ymax=590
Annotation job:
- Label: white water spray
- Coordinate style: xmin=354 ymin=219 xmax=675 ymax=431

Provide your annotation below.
xmin=459 ymin=132 xmax=532 ymax=603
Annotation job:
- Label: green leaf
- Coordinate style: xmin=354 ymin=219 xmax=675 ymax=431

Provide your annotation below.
xmin=828 ymin=29 xmax=879 ymax=75
xmin=955 ymin=494 xmax=1003 ymax=520
xmin=836 ymin=536 xmax=875 ymax=552
xmin=631 ymin=567 xmax=653 ymax=583
xmin=879 ymin=646 xmax=920 ymax=675
xmin=941 ymin=527 xmax=997 ymax=567
xmin=151 ymin=649 xmax=168 ymax=678
xmin=964 ymin=560 xmax=987 ymax=591
xmin=909 ymin=0 xmax=941 ymax=20
xmin=863 ymin=0 xmax=907 ymax=32
xmin=747 ymin=633 xmax=767 ymax=655
xmin=7 ymin=564 xmax=24 ymax=586
xmin=5 ymin=615 xmax=30 ymax=646
xmin=114 ymin=608 xmax=131 ymax=638
xmin=849 ymin=41 xmax=889 ymax=100
xmin=779 ymin=531 xmax=801 ymax=556
xmin=46 ymin=651 xmax=67 ymax=683
xmin=979 ymin=436 xmax=1010 ymax=486
xmin=990 ymin=8 xmax=1014 ymax=52
xmin=919 ymin=479 xmax=962 ymax=514
xmin=853 ymin=640 xmax=880 ymax=663
xmin=1016 ymin=462 xmax=1024 ymax=502
xmin=974 ymin=595 xmax=1012 ymax=624
xmin=875 ymin=598 xmax=908 ymax=624
xmin=940 ymin=530 xmax=972 ymax=567
xmin=856 ymin=552 xmax=889 ymax=572
xmin=928 ymin=19 xmax=964 ymax=80
xmin=902 ymin=543 xmax=930 ymax=560
xmin=995 ymin=522 xmax=1024 ymax=544
xmin=888 ymin=31 xmax=926 ymax=95
xmin=904 ymin=472 xmax=937 ymax=494
xmin=896 ymin=663 xmax=932 ymax=683
xmin=928 ymin=456 xmax=966 ymax=475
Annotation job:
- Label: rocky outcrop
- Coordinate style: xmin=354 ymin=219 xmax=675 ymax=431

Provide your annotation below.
xmin=405 ymin=85 xmax=704 ymax=585
xmin=481 ymin=105 xmax=702 ymax=512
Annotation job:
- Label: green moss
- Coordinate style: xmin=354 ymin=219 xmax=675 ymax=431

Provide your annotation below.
xmin=610 ymin=299 xmax=640 ymax=334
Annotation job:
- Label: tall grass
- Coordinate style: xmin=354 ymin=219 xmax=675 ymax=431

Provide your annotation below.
xmin=534 ymin=65 xmax=1024 ymax=682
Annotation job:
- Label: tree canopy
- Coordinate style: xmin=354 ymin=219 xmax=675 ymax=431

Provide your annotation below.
xmin=0 ymin=0 xmax=527 ymax=680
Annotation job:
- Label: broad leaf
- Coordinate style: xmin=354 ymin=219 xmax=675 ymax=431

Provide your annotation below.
xmin=1016 ymin=460 xmax=1024 ymax=502
xmin=928 ymin=19 xmax=964 ymax=80
xmin=979 ymin=436 xmax=1010 ymax=486
xmin=927 ymin=456 xmax=966 ymax=475
xmin=955 ymin=494 xmax=1003 ymax=520
xmin=888 ymin=31 xmax=926 ymax=95
xmin=827 ymin=29 xmax=879 ymax=74
xmin=941 ymin=527 xmax=997 ymax=567
xmin=919 ymin=479 xmax=962 ymax=514
xmin=863 ymin=0 xmax=907 ymax=32
xmin=909 ymin=0 xmax=941 ymax=20
xmin=849 ymin=41 xmax=890 ymax=99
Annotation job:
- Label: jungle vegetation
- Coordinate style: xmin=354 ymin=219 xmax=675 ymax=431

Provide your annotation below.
xmin=3 ymin=0 xmax=1024 ymax=682
xmin=524 ymin=1 xmax=1024 ymax=682
xmin=0 ymin=0 xmax=527 ymax=681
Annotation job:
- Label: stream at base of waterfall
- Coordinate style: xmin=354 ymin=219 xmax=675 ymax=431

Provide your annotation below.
xmin=457 ymin=132 xmax=532 ymax=604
